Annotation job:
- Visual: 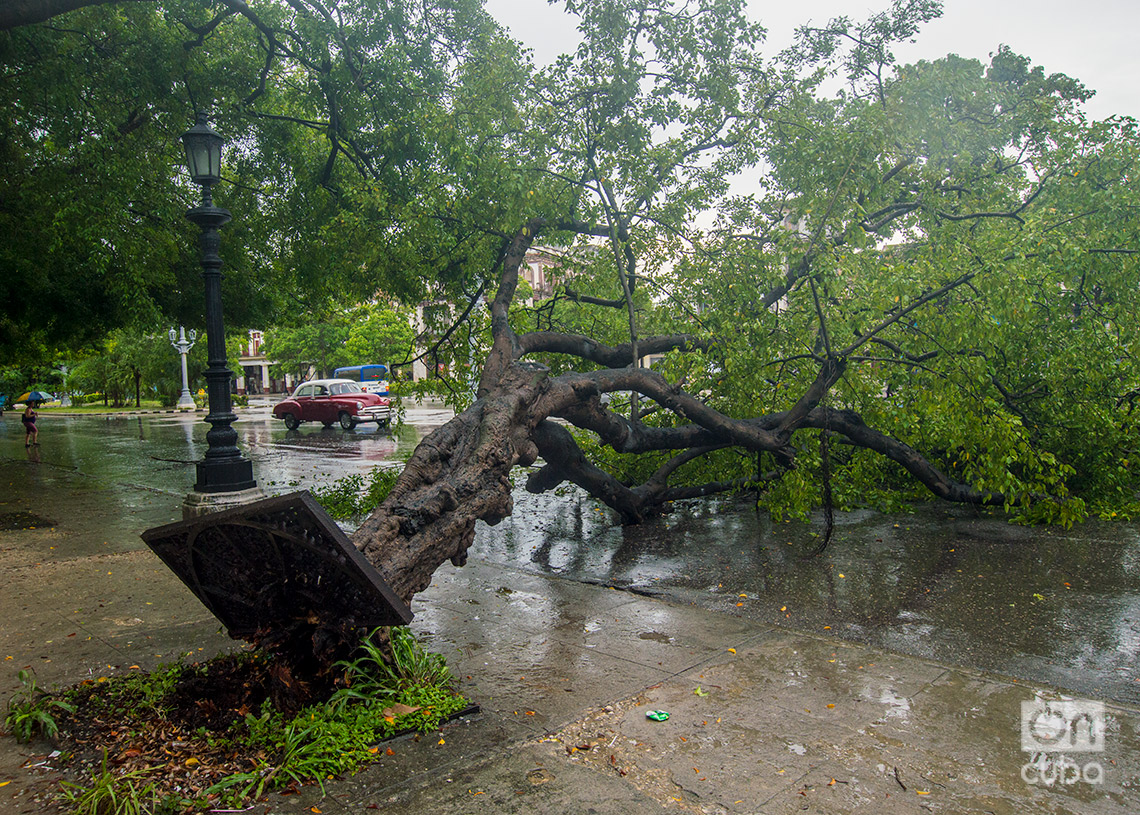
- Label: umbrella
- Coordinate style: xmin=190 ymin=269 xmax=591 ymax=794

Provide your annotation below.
xmin=16 ymin=390 xmax=53 ymax=404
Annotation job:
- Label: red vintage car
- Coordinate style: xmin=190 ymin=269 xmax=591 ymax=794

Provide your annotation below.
xmin=272 ymin=379 xmax=392 ymax=430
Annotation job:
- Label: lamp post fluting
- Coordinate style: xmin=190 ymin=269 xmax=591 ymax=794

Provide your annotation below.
xmin=168 ymin=326 xmax=198 ymax=410
xmin=181 ymin=111 xmax=256 ymax=494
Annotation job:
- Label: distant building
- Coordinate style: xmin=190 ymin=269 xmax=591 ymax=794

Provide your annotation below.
xmin=520 ymin=246 xmax=568 ymax=301
xmin=236 ymin=330 xmax=293 ymax=394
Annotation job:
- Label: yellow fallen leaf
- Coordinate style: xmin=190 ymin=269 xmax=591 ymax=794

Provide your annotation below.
xmin=310 ymin=808 xmax=323 ymax=813
xmin=438 ymin=738 xmax=446 ymax=745
xmin=838 ymin=573 xmax=845 ymax=578
xmin=727 ymin=648 xmax=736 ymax=654
xmin=184 ymin=757 xmax=199 ymax=767
xmin=780 ymin=606 xmax=787 ymax=612
xmin=0 ymin=781 xmax=11 ymax=787
xmin=917 ymin=790 xmax=930 ymax=795
xmin=827 ymin=703 xmax=835 ymax=709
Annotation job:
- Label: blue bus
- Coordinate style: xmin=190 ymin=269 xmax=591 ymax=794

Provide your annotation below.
xmin=333 ymin=364 xmax=390 ymax=395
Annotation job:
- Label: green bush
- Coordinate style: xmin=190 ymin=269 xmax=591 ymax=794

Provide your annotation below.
xmin=312 ymin=466 xmax=402 ymax=519
xmin=4 ymin=669 xmax=75 ymax=742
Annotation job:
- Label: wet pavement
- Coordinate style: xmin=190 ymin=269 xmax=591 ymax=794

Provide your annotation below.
xmin=475 ymin=491 xmax=1140 ymax=708
xmin=1 ymin=403 xmax=1139 ymax=812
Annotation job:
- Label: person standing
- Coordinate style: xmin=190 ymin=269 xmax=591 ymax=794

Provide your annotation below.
xmin=22 ymin=402 xmax=38 ymax=447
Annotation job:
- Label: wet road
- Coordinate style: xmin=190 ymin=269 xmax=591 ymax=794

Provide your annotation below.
xmin=0 ymin=400 xmax=449 ymax=502
xmin=3 ymin=403 xmax=1138 ymax=707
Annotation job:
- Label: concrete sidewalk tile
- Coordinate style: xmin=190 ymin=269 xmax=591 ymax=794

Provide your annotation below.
xmin=11 ymin=551 xmax=218 ymax=635
xmin=330 ymin=714 xmax=526 ymax=806
xmin=411 ymin=604 xmax=672 ymax=733
xmin=629 ymin=683 xmax=859 ymax=773
xmin=751 ymin=758 xmax=928 ymax=814
xmin=0 ymin=611 xmax=107 ymax=692
xmin=262 ymin=785 xmax=351 ymax=813
xmin=342 ymin=740 xmax=669 ymax=813
xmin=673 ymin=633 xmax=950 ymax=727
xmin=417 ymin=560 xmax=636 ymax=633
xmin=100 ymin=622 xmax=240 ymax=668
xmin=545 ymin=595 xmax=762 ymax=670
xmin=867 ymin=670 xmax=1038 ymax=758
xmin=826 ymin=732 xmax=1131 ymax=815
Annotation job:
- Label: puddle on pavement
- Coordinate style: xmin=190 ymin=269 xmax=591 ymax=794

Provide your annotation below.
xmin=474 ymin=487 xmax=1140 ymax=706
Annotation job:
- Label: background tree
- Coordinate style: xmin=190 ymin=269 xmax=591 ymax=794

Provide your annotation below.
xmin=263 ymin=320 xmax=350 ymax=381
xmin=344 ymin=305 xmax=416 ymax=368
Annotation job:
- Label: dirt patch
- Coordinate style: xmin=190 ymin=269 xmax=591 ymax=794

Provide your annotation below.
xmin=0 ymin=512 xmax=56 ymax=531
xmin=52 ymin=653 xmax=308 ymax=807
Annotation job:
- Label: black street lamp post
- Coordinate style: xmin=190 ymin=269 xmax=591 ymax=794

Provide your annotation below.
xmin=181 ymin=111 xmax=256 ymax=494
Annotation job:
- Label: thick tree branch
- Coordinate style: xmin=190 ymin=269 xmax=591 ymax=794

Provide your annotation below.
xmin=519 ymin=332 xmax=710 ymax=367
xmin=801 ymin=407 xmax=1007 ymax=506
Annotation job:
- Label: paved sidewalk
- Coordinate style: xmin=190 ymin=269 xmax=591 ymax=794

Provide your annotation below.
xmin=1 ymin=457 xmax=1137 ymax=813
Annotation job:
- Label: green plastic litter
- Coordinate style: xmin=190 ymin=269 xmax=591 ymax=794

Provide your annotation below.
xmin=645 ymin=709 xmax=670 ymax=721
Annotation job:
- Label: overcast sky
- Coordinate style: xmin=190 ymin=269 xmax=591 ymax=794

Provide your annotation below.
xmin=482 ymin=0 xmax=1139 ymax=121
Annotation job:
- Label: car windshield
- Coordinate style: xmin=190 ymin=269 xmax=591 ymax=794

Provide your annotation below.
xmin=330 ymin=382 xmax=365 ymax=395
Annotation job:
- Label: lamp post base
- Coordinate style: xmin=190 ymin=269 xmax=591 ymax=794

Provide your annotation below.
xmin=183 ymin=486 xmax=266 ymax=519
xmin=194 ymin=456 xmax=256 ymax=494
xmin=177 ymin=390 xmax=196 ymax=410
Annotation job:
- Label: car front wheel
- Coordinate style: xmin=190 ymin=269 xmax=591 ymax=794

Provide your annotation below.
xmin=339 ymin=412 xmax=357 ymax=430
xmin=283 ymin=413 xmax=300 ymax=430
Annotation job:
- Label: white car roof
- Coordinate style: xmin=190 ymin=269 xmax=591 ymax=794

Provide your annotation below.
xmin=295 ymin=379 xmax=359 ymax=388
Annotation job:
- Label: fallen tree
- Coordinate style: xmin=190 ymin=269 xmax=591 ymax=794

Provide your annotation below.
xmin=6 ymin=0 xmax=1139 ymax=629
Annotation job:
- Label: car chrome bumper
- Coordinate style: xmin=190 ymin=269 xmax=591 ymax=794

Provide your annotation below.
xmin=356 ymin=406 xmax=391 ymax=423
